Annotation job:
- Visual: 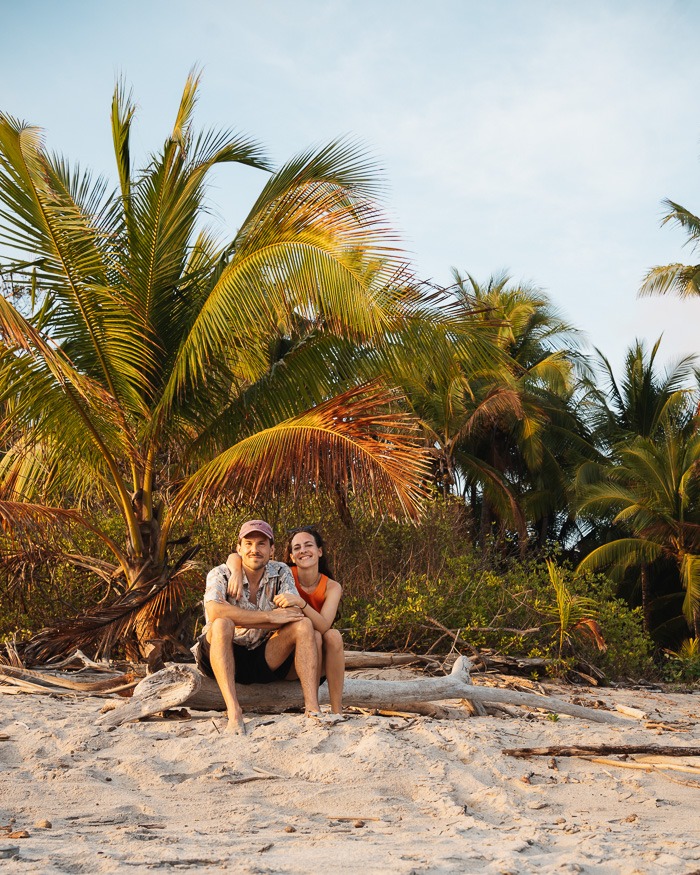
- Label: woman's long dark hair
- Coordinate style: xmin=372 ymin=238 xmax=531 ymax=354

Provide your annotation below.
xmin=284 ymin=527 xmax=334 ymax=578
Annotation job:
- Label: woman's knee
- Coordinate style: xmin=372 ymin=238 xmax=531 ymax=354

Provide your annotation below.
xmin=323 ymin=628 xmax=343 ymax=652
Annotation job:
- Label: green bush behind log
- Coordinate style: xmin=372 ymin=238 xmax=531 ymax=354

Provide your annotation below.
xmin=1 ymin=498 xmax=653 ymax=678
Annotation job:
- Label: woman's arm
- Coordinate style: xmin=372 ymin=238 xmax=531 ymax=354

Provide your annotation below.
xmin=275 ymin=579 xmax=342 ymax=634
xmin=225 ymin=552 xmax=244 ymax=600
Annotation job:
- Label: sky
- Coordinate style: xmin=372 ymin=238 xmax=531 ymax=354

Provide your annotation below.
xmin=2 ymin=0 xmax=700 ymax=377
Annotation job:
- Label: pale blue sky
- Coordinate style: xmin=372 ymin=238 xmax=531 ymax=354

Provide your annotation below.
xmin=2 ymin=0 xmax=700 ymax=375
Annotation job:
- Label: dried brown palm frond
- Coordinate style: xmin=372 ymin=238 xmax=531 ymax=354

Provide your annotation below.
xmin=0 ymin=499 xmax=127 ymax=570
xmin=22 ymin=546 xmax=200 ymax=665
xmin=173 ymin=381 xmax=430 ymax=525
xmin=1 ymin=637 xmax=25 ymax=668
xmin=0 ymin=499 xmax=85 ymax=533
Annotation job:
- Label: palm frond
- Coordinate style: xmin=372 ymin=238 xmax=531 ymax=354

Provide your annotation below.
xmin=173 ymin=383 xmax=430 ymax=523
xmin=576 ymin=538 xmax=665 ymax=576
xmin=0 ymin=499 xmax=128 ymax=569
xmin=680 ymin=553 xmax=700 ymax=625
xmin=22 ymin=547 xmax=199 ymax=663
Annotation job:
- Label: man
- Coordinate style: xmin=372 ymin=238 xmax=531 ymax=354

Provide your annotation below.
xmin=192 ymin=519 xmax=321 ymax=734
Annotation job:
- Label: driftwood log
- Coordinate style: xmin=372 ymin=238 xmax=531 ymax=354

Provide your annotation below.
xmin=96 ymin=656 xmax=632 ymax=728
xmin=343 ymin=651 xmax=439 ymax=669
xmin=0 ymin=663 xmax=139 ymax=695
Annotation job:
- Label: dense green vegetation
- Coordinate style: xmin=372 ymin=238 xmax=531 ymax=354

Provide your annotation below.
xmin=1 ymin=76 xmax=698 ymax=681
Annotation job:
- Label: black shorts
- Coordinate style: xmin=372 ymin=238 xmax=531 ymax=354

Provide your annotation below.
xmin=194 ymin=633 xmax=295 ymax=685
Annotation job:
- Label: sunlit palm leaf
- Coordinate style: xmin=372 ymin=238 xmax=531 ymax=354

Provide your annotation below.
xmin=577 ymin=538 xmax=665 ymax=576
xmin=174 ymin=383 xmax=430 ymax=522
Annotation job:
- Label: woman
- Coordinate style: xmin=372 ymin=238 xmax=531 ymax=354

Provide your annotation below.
xmin=225 ymin=526 xmax=344 ymax=716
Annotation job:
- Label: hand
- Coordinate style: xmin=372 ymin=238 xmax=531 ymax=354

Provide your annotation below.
xmin=227 ymin=575 xmax=243 ymax=601
xmin=268 ymin=607 xmax=304 ymax=625
xmin=273 ymin=593 xmax=305 ymax=610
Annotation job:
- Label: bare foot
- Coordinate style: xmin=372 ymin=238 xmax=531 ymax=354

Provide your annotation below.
xmin=305 ymin=711 xmax=344 ymax=726
xmin=226 ymin=711 xmax=247 ymax=735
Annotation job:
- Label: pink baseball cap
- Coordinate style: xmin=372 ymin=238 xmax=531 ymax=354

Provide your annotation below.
xmin=238 ymin=519 xmax=274 ymax=542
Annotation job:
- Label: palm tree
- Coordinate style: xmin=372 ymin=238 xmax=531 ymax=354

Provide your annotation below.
xmin=368 ymin=283 xmax=526 ymax=534
xmin=450 ymin=272 xmax=589 ymax=549
xmin=584 ymin=338 xmax=696 ymax=447
xmin=0 ymin=73 xmax=429 ymax=660
xmin=640 ymin=199 xmax=700 ymax=299
xmin=576 ymin=427 xmax=700 ymax=637
xmin=576 ymin=338 xmax=698 ymax=631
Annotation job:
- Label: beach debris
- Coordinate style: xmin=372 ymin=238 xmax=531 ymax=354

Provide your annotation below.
xmin=327 ymin=817 xmax=380 ymax=823
xmin=284 ymin=826 xmax=296 ymax=833
xmin=344 ymin=651 xmax=440 ymax=670
xmin=504 ymin=744 xmax=700 ymax=783
xmin=0 ymin=664 xmax=139 ymax=696
xmin=644 ymin=720 xmax=693 ymax=732
xmin=95 ymin=666 xmax=199 ymax=726
xmin=615 ymin=704 xmax=648 ymax=720
xmin=7 ymin=830 xmax=29 ymax=839
xmin=33 ymin=820 xmax=51 ymax=829
xmin=160 ymin=708 xmax=190 ymax=720
xmin=503 ymin=744 xmax=700 ymax=758
xmin=227 ymin=773 xmax=280 ymax=785
xmin=36 ymin=649 xmax=119 ymax=672
xmin=96 ymin=657 xmax=635 ymax=727
xmin=0 ymin=847 xmax=20 ymax=859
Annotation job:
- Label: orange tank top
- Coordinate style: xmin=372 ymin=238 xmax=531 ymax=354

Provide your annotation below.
xmin=291 ymin=566 xmax=328 ymax=613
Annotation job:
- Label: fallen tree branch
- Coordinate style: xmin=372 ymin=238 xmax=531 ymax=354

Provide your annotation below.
xmin=38 ymin=650 xmax=122 ymax=673
xmin=97 ymin=657 xmax=633 ymax=728
xmin=586 ymin=756 xmax=700 ymax=777
xmin=0 ymin=664 xmax=136 ymax=692
xmin=344 ymin=651 xmax=439 ymax=669
xmin=503 ymin=744 xmax=700 ymax=758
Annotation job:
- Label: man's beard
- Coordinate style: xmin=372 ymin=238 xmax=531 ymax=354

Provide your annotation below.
xmin=244 ymin=556 xmax=267 ymax=572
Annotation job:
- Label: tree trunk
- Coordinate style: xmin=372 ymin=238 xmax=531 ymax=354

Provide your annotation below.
xmin=640 ymin=563 xmax=652 ymax=635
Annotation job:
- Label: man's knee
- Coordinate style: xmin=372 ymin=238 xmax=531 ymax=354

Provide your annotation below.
xmin=293 ymin=617 xmax=315 ymax=641
xmin=323 ymin=628 xmax=343 ymax=652
xmin=210 ymin=617 xmax=235 ymax=642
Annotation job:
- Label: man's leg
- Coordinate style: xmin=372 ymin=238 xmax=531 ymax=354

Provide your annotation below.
xmin=322 ymin=629 xmax=345 ymax=714
xmin=265 ymin=618 xmax=321 ymax=714
xmin=207 ymin=617 xmax=246 ymax=735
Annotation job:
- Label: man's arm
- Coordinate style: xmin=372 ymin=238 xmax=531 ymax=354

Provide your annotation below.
xmin=206 ymin=599 xmax=302 ymax=629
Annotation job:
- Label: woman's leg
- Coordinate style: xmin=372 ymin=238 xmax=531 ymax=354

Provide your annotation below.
xmin=322 ymin=629 xmax=345 ymax=713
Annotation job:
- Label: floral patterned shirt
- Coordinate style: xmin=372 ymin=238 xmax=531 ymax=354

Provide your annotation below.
xmin=198 ymin=560 xmax=296 ymax=650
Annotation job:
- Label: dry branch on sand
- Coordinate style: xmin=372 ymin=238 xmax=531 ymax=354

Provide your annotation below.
xmin=503 ymin=744 xmax=700 ymax=758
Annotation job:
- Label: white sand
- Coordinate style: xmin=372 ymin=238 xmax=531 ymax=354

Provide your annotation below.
xmin=1 ymin=678 xmax=700 ymax=874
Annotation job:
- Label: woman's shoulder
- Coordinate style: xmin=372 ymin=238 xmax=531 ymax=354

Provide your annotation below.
xmin=324 ymin=576 xmax=342 ymax=594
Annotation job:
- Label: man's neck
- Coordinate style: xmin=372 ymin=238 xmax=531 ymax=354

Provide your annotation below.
xmin=242 ymin=564 xmax=265 ymax=590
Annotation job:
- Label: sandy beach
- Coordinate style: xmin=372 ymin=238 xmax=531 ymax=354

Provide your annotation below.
xmin=1 ymin=673 xmax=700 ymax=875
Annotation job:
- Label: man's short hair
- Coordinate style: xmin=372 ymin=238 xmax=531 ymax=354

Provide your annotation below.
xmin=238 ymin=519 xmax=274 ymax=544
